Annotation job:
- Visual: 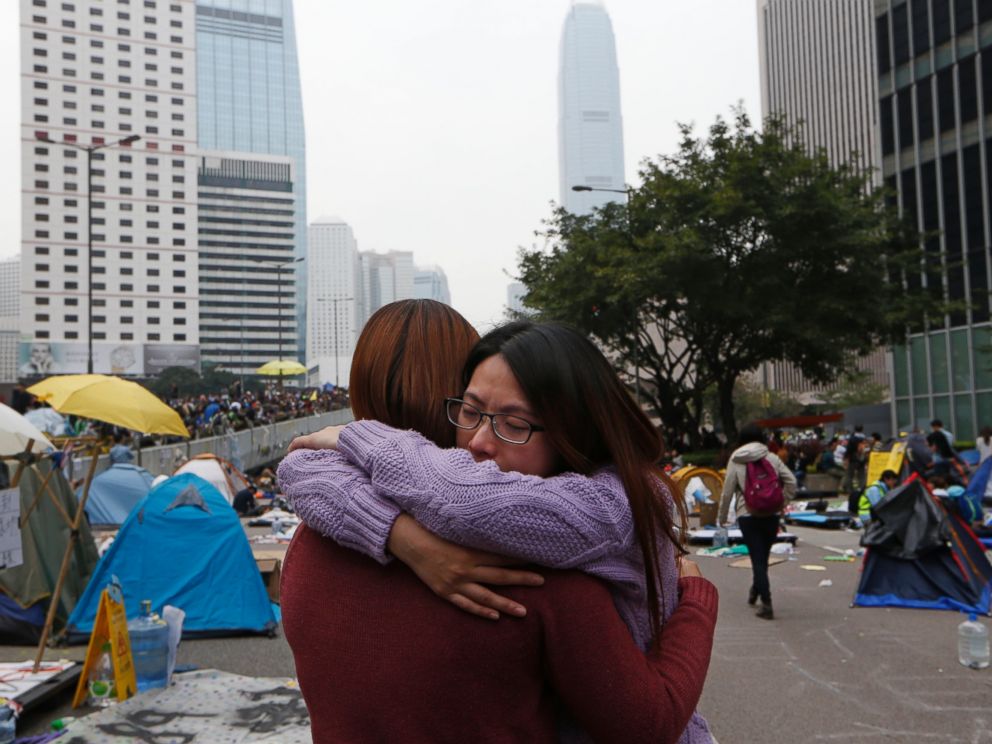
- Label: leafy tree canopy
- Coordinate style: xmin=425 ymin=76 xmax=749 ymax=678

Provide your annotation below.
xmin=518 ymin=109 xmax=938 ymax=444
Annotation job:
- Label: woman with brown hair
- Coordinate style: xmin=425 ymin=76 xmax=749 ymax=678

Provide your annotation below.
xmin=280 ymin=309 xmax=717 ymax=742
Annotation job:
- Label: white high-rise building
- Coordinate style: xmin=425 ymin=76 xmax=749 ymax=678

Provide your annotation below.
xmin=413 ymin=266 xmax=451 ymax=305
xmin=757 ymin=0 xmax=880 ymax=175
xmin=558 ymin=0 xmax=626 ymax=215
xmin=0 ymin=256 xmax=20 ymax=383
xmin=308 ymin=217 xmax=360 ymax=388
xmin=19 ymin=0 xmax=200 ymax=377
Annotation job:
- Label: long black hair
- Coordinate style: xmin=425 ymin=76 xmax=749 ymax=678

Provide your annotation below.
xmin=463 ymin=320 xmax=687 ymax=639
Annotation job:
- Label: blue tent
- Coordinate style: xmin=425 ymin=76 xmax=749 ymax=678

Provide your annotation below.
xmin=81 ymin=463 xmax=155 ymax=525
xmin=854 ymin=480 xmax=992 ymax=614
xmin=966 ymin=456 xmax=992 ymax=505
xmin=65 ymin=474 xmax=276 ymax=642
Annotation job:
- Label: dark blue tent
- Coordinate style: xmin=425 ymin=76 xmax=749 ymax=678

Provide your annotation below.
xmin=854 ymin=479 xmax=992 ymax=614
xmin=80 ymin=463 xmax=154 ymax=525
xmin=966 ymin=456 xmax=992 ymax=506
xmin=65 ymin=474 xmax=276 ymax=642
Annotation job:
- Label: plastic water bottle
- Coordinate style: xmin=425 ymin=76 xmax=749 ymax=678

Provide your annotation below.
xmin=87 ymin=642 xmax=117 ymax=707
xmin=712 ymin=526 xmax=729 ymax=549
xmin=958 ymin=613 xmax=990 ymax=669
xmin=128 ymin=600 xmax=170 ymax=692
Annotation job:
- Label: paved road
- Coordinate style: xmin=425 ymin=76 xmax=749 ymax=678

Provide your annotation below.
xmin=8 ymin=525 xmax=992 ymax=742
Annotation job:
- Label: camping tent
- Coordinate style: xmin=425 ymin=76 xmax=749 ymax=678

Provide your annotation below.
xmin=64 ymin=474 xmax=276 ymax=641
xmin=174 ymin=454 xmax=250 ymax=504
xmin=966 ymin=456 xmax=992 ymax=506
xmin=80 ymin=462 xmax=154 ymax=526
xmin=854 ymin=479 xmax=992 ymax=614
xmin=0 ymin=460 xmax=100 ymax=644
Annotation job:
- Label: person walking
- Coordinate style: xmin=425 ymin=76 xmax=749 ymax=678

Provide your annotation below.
xmin=718 ymin=423 xmax=797 ymax=620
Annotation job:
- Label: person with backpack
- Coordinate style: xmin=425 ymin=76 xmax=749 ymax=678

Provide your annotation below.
xmin=718 ymin=423 xmax=797 ymax=620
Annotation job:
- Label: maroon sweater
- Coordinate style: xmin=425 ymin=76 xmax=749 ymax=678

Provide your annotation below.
xmin=282 ymin=525 xmax=718 ymax=744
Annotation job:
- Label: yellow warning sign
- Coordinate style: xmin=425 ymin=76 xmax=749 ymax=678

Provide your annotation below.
xmin=72 ymin=580 xmax=137 ymax=708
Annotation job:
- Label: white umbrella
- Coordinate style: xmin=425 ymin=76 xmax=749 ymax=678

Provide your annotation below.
xmin=0 ymin=403 xmax=55 ymax=455
xmin=24 ymin=407 xmax=66 ymax=437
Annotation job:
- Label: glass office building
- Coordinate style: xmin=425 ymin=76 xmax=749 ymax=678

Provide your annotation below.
xmin=558 ymin=0 xmax=626 ymax=216
xmin=195 ymin=0 xmax=308 ymax=359
xmin=876 ymin=0 xmax=992 ymax=437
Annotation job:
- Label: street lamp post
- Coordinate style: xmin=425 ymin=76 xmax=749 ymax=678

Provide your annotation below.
xmin=570 ymin=184 xmax=642 ymax=407
xmin=35 ymin=133 xmax=140 ymax=374
xmin=316 ymin=296 xmax=354 ymax=388
xmin=250 ymin=255 xmax=304 ymax=388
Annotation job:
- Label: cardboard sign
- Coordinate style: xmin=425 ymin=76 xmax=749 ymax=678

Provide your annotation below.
xmin=0 ymin=487 xmax=22 ymax=569
xmin=72 ymin=580 xmax=137 ymax=708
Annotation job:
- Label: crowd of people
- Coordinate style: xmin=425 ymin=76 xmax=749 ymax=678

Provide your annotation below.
xmin=4 ymin=380 xmax=351 ymax=444
xmin=165 ymin=383 xmax=350 ymax=440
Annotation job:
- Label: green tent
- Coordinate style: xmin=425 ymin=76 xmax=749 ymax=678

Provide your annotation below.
xmin=0 ymin=459 xmax=99 ymax=643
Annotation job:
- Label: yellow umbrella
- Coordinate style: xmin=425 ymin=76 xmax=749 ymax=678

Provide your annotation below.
xmin=256 ymin=359 xmax=307 ymax=376
xmin=27 ymin=374 xmax=189 ymax=438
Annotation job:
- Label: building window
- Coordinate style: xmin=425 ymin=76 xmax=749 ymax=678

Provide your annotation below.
xmin=66 ymin=331 xmax=78 ymax=339
xmin=36 ymin=280 xmax=50 ymax=289
xmin=63 ymin=281 xmax=76 ymax=289
xmin=121 ymin=299 xmax=133 ymax=308
xmin=35 ymin=297 xmax=49 ymax=305
xmin=173 ymin=333 xmax=186 ymax=341
xmin=147 ymin=333 xmax=160 ymax=341
xmin=64 ymin=314 xmax=77 ymax=322
xmin=35 ymin=314 xmax=50 ymax=322
xmin=121 ymin=332 xmax=133 ymax=340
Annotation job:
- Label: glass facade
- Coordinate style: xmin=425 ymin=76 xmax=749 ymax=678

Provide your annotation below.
xmin=195 ymin=0 xmax=308 ymax=359
xmin=880 ymin=0 xmax=992 ymax=438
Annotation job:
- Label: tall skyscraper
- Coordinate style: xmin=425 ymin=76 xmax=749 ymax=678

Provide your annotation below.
xmin=308 ymin=218 xmax=360 ymax=388
xmin=758 ymin=0 xmax=881 ymax=175
xmin=558 ymin=0 xmax=626 ymax=215
xmin=506 ymin=281 xmax=526 ymax=316
xmin=756 ymin=0 xmax=888 ymax=403
xmin=197 ymin=153 xmax=298 ymax=377
xmin=413 ymin=266 xmax=451 ymax=305
xmin=195 ymin=0 xmax=308 ymax=359
xmin=359 ymin=251 xmax=415 ymax=326
xmin=878 ymin=0 xmax=992 ymax=435
xmin=19 ymin=0 xmax=201 ymax=377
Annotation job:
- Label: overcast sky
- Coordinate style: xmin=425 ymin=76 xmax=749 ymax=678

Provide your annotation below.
xmin=1 ymin=0 xmax=762 ymax=332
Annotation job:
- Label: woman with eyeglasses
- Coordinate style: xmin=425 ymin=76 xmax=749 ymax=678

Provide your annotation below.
xmin=280 ymin=308 xmax=717 ymax=743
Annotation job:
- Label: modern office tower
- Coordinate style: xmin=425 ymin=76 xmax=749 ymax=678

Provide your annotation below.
xmin=195 ymin=0 xmax=308 ymax=360
xmin=197 ymin=153 xmax=297 ymax=378
xmin=308 ymin=218 xmax=361 ymax=388
xmin=758 ymin=0 xmax=881 ymax=174
xmin=359 ymin=251 xmax=415 ymax=325
xmin=413 ymin=266 xmax=451 ymax=305
xmin=506 ymin=281 xmax=526 ymax=315
xmin=755 ymin=0 xmax=888 ymax=402
xmin=878 ymin=0 xmax=992 ymax=436
xmin=0 ymin=256 xmax=19 ymax=383
xmin=558 ymin=0 xmax=626 ymax=215
xmin=19 ymin=0 xmax=200 ymax=377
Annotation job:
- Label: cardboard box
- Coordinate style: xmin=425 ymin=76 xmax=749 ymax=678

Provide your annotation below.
xmin=256 ymin=558 xmax=282 ymax=604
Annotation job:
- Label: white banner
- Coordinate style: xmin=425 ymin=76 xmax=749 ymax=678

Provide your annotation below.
xmin=0 ymin=487 xmax=22 ymax=569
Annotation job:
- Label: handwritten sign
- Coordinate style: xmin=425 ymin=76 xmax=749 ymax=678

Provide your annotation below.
xmin=0 ymin=487 xmax=21 ymax=569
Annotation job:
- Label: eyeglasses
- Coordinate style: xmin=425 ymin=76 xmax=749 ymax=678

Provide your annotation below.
xmin=444 ymin=398 xmax=545 ymax=445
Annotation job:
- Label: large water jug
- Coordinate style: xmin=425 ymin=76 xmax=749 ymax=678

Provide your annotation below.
xmin=128 ymin=600 xmax=170 ymax=691
xmin=958 ymin=613 xmax=990 ymax=670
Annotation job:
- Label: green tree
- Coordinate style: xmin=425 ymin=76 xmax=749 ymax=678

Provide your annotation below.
xmin=518 ymin=110 xmax=938 ymax=445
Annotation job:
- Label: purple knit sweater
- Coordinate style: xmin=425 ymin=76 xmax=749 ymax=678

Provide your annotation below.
xmin=277 ymin=419 xmax=712 ymax=744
